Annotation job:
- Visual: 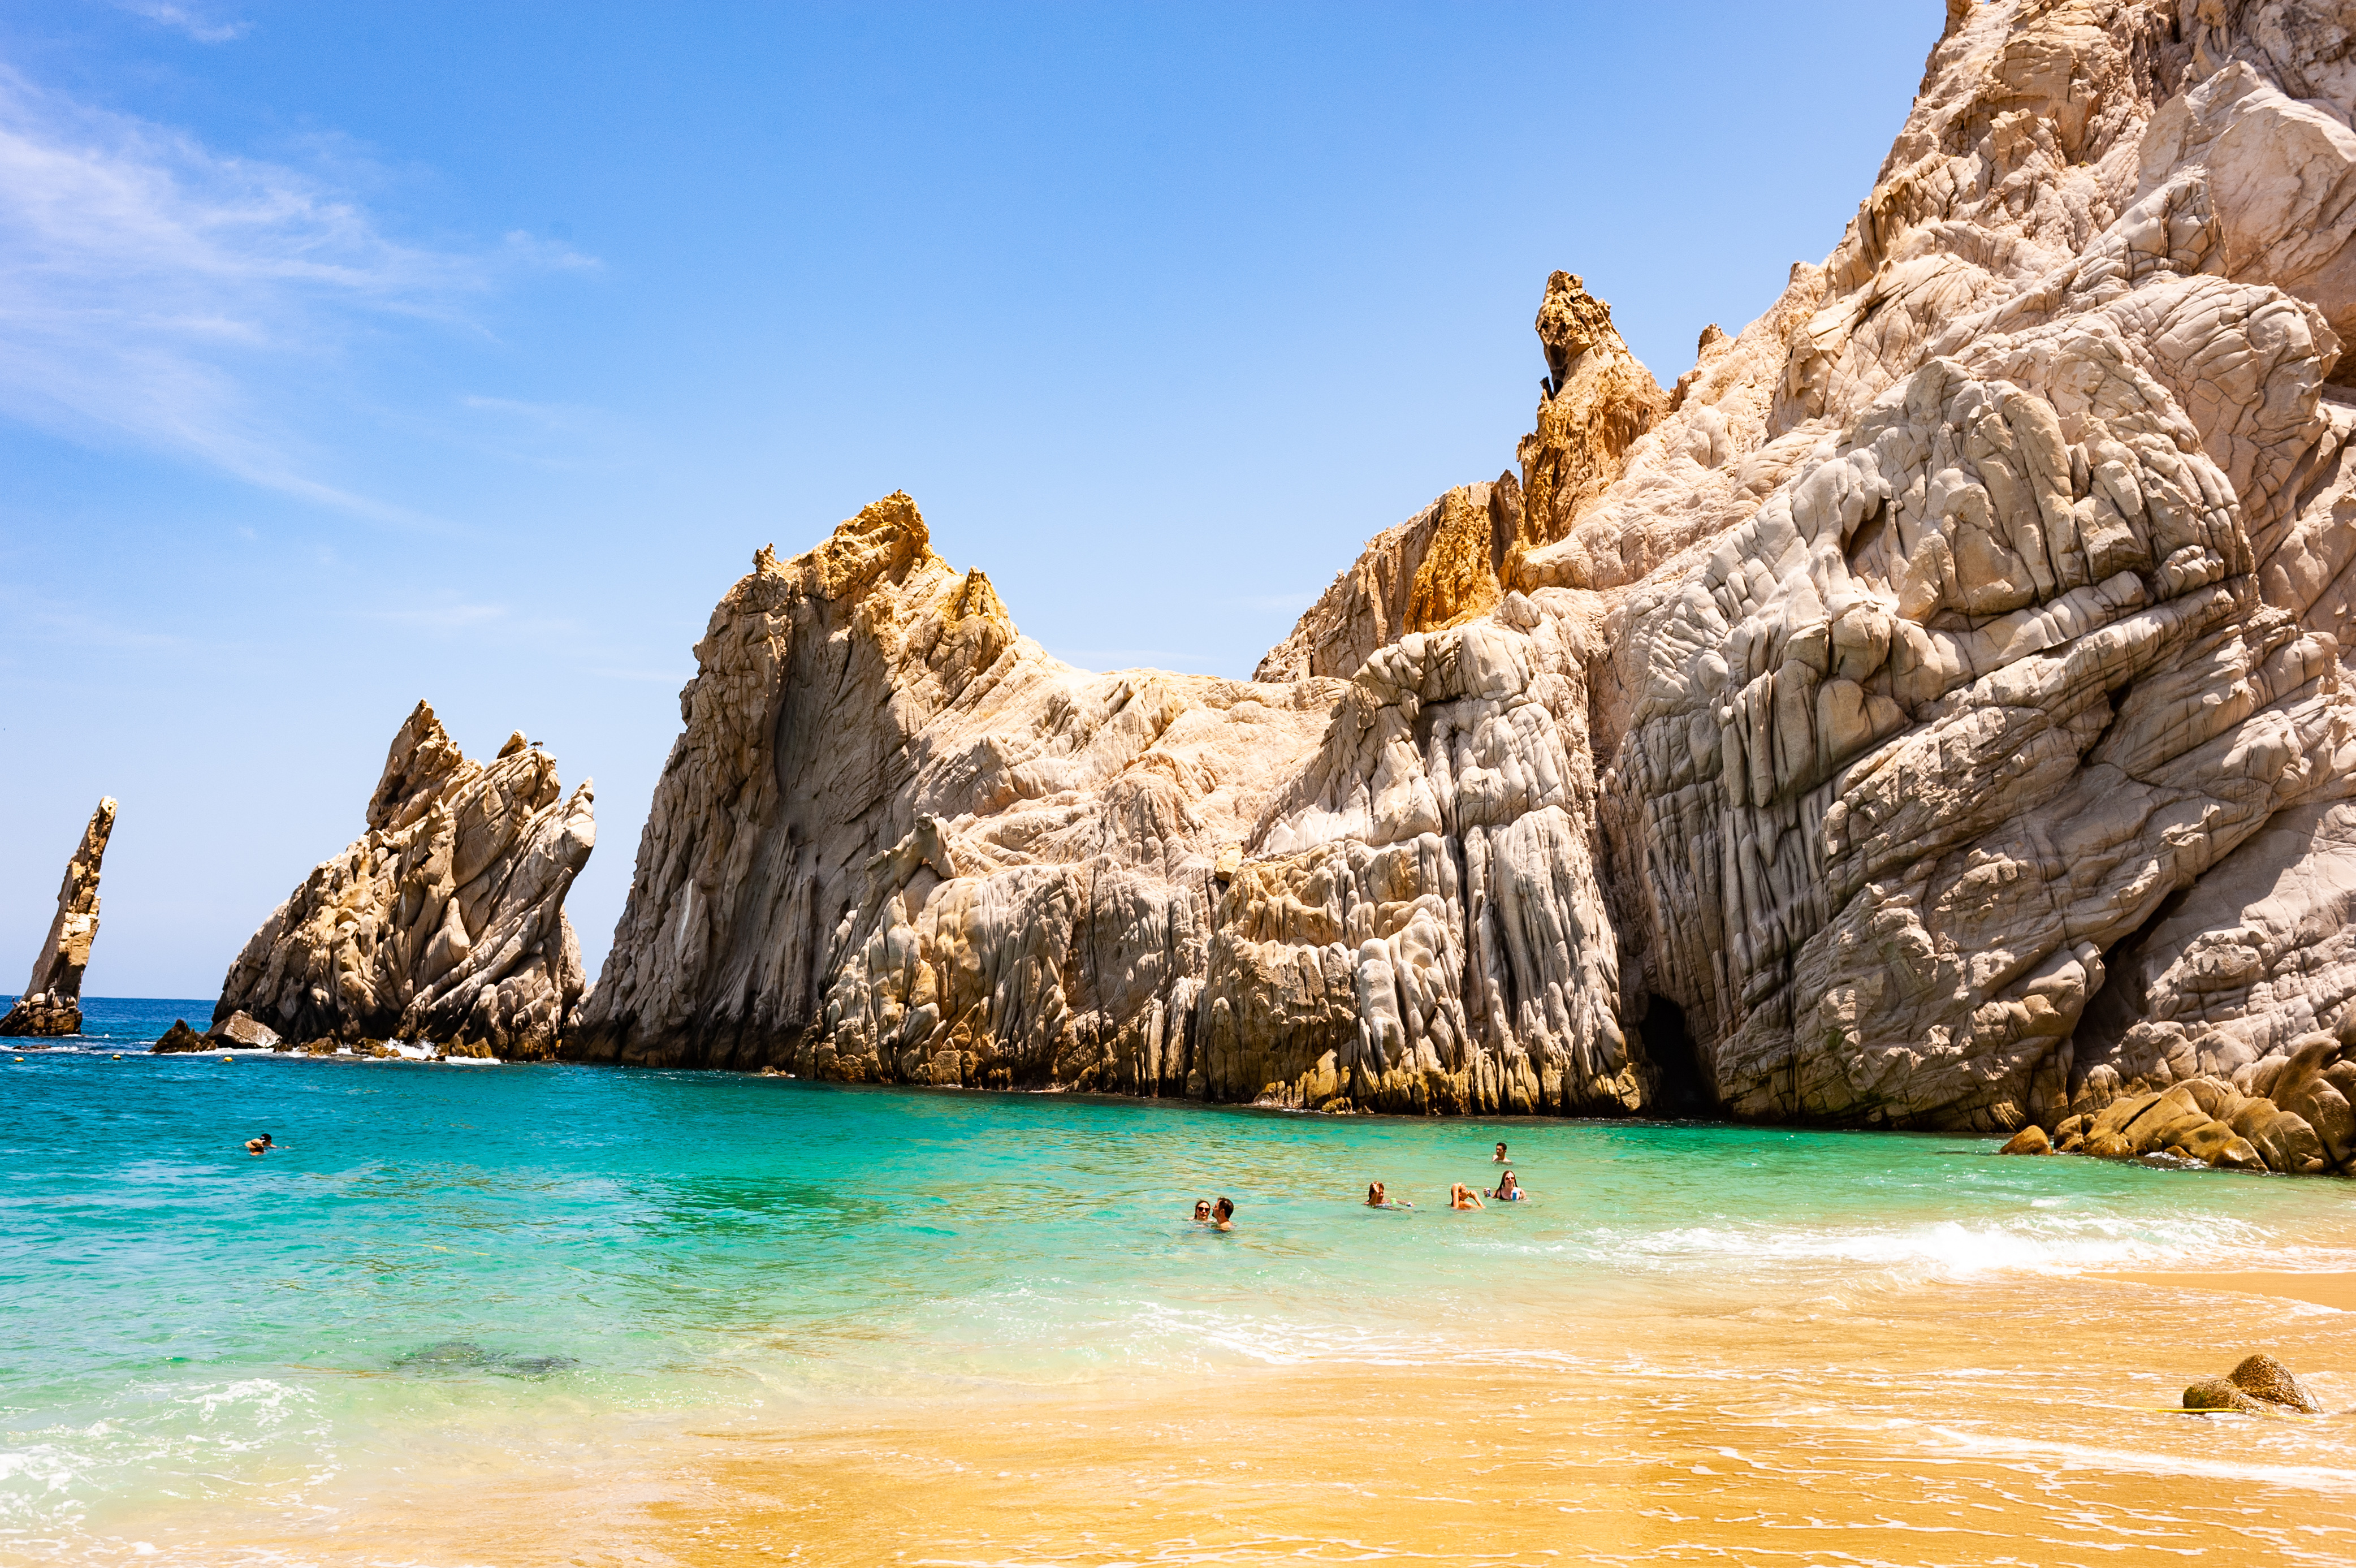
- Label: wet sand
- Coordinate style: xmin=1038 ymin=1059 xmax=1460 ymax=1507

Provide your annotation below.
xmin=2091 ymin=1270 xmax=2356 ymax=1313
xmin=103 ymin=1272 xmax=2355 ymax=1567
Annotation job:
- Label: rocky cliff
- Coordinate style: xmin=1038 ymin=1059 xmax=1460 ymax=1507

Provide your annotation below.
xmin=215 ymin=702 xmax=595 ymax=1057
xmin=581 ymin=1 xmax=2356 ymax=1167
xmin=1 ymin=798 xmax=116 ymax=1037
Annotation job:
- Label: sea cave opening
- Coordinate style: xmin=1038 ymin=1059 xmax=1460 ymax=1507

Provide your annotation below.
xmin=1637 ymin=994 xmax=1714 ymax=1119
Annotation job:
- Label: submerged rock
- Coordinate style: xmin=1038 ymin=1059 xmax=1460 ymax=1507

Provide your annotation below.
xmin=1 ymin=798 xmax=116 ymax=1038
xmin=573 ymin=2 xmax=2356 ymax=1152
xmin=215 ymin=701 xmax=595 ymax=1060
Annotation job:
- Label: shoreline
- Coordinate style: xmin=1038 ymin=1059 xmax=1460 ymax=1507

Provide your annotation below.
xmin=2090 ymin=1270 xmax=2356 ymax=1314
xmin=63 ymin=1298 xmax=2356 ymax=1567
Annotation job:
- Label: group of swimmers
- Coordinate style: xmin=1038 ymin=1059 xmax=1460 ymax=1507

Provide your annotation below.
xmin=1191 ymin=1141 xmax=1534 ymax=1228
xmin=1374 ymin=1143 xmax=1531 ymax=1209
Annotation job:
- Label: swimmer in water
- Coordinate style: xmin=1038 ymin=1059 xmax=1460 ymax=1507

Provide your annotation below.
xmin=1492 ymin=1141 xmax=1509 ymax=1163
xmin=1449 ymin=1182 xmax=1485 ymax=1210
xmin=1192 ymin=1199 xmax=1212 ymax=1224
xmin=245 ymin=1133 xmax=274 ymax=1156
xmin=1492 ymin=1169 xmax=1528 ymax=1201
xmin=1211 ymin=1196 xmax=1235 ymax=1231
xmin=1365 ymin=1181 xmax=1413 ymax=1209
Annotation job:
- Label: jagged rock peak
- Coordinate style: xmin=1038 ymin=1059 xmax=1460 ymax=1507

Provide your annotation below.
xmin=0 ymin=797 xmax=117 ymax=1038
xmin=1511 ymin=271 xmax=1671 ymax=588
xmin=570 ymin=491 xmax=1343 ymax=1080
xmin=1254 ymin=477 xmax=1523 ymax=683
xmin=581 ymin=2 xmax=2356 ymax=1165
xmin=1259 ymin=269 xmax=1668 ymax=684
xmin=214 ymin=700 xmax=595 ymax=1058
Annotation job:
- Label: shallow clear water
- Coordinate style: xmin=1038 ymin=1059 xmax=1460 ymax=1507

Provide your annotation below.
xmin=6 ymin=1001 xmax=2355 ymax=1563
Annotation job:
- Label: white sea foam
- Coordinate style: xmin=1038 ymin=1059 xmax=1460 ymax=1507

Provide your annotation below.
xmin=1589 ymin=1211 xmax=2288 ymax=1280
xmin=1931 ymin=1428 xmax=2356 ymax=1492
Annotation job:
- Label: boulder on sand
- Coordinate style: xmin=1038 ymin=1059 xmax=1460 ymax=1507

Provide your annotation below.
xmin=2184 ymin=1352 xmax=2324 ymax=1414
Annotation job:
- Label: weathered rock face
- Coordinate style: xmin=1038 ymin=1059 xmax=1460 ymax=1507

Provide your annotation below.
xmin=570 ymin=494 xmax=1344 ymax=1085
xmin=215 ymin=702 xmax=595 ymax=1059
xmin=1253 ymin=480 xmax=1522 ymax=684
xmin=1255 ymin=274 xmax=1667 ymax=686
xmin=1 ymin=798 xmax=116 ymax=1038
xmin=1550 ymin=0 xmax=2356 ymax=1168
xmin=583 ymin=2 xmax=2356 ymax=1161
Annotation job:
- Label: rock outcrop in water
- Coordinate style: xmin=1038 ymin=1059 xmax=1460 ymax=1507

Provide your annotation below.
xmin=1 ymin=798 xmax=116 ymax=1038
xmin=216 ymin=702 xmax=595 ymax=1059
xmin=580 ymin=1 xmax=2356 ymax=1164
xmin=570 ymin=495 xmax=1343 ymax=1087
xmin=2184 ymin=1351 xmax=2325 ymax=1413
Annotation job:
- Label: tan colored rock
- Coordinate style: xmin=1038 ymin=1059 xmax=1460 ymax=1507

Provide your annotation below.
xmin=207 ymin=1010 xmax=281 ymax=1050
xmin=1998 ymin=1124 xmax=2052 ymax=1154
xmin=1509 ymin=271 xmax=1671 ymax=589
xmin=2182 ymin=1351 xmax=2326 ymax=1414
xmin=578 ymin=3 xmax=2356 ymax=1153
xmin=2228 ymin=1351 xmax=2323 ymax=1413
xmin=1255 ymin=480 xmax=1521 ymax=683
xmin=1 ymin=798 xmax=116 ymax=1038
xmin=1256 ymin=274 xmax=1664 ymax=684
xmin=571 ymin=494 xmax=1341 ymax=1082
xmin=214 ymin=701 xmax=594 ymax=1059
xmin=2183 ymin=1375 xmax=2267 ymax=1413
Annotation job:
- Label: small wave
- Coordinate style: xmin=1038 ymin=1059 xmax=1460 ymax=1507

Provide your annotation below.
xmin=1588 ymin=1212 xmax=2284 ymax=1280
xmin=1932 ymin=1428 xmax=2356 ymax=1492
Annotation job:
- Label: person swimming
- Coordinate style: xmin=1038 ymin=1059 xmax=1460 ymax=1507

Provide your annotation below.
xmin=245 ymin=1133 xmax=274 ymax=1156
xmin=1191 ymin=1199 xmax=1212 ymax=1224
xmin=1365 ymin=1181 xmax=1413 ymax=1209
xmin=1210 ymin=1196 xmax=1235 ymax=1230
xmin=1492 ymin=1169 xmax=1528 ymax=1201
xmin=1448 ymin=1182 xmax=1485 ymax=1210
xmin=1492 ymin=1141 xmax=1509 ymax=1163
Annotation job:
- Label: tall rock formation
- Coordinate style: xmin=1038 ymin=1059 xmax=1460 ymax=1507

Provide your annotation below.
xmin=583 ymin=2 xmax=2356 ymax=1167
xmin=569 ymin=494 xmax=1343 ymax=1086
xmin=1 ymin=798 xmax=117 ymax=1037
xmin=215 ymin=702 xmax=595 ymax=1058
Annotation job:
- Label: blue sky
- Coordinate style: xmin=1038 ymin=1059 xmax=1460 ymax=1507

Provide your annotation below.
xmin=1 ymin=1 xmax=1936 ymax=998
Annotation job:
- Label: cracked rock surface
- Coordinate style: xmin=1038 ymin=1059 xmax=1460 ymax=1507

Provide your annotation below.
xmin=578 ymin=2 xmax=2356 ymax=1164
xmin=0 ymin=798 xmax=116 ymax=1038
xmin=214 ymin=701 xmax=595 ymax=1058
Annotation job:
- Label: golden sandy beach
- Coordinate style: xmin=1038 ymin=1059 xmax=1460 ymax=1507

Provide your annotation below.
xmin=117 ymin=1267 xmax=2352 ymax=1567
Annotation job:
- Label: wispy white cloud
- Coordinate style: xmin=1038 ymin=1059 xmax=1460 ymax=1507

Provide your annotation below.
xmin=112 ymin=2 xmax=249 ymax=45
xmin=0 ymin=61 xmax=594 ymax=518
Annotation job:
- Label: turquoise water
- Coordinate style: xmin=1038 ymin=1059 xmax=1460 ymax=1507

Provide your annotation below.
xmin=6 ymin=1001 xmax=2355 ymax=1559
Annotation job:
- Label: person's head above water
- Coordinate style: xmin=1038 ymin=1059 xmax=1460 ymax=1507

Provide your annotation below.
xmin=1366 ymin=1182 xmax=1384 ymax=1205
xmin=1212 ymin=1196 xmax=1234 ymax=1224
xmin=1191 ymin=1199 xmax=1211 ymax=1222
xmin=1493 ymin=1142 xmax=1507 ymax=1160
